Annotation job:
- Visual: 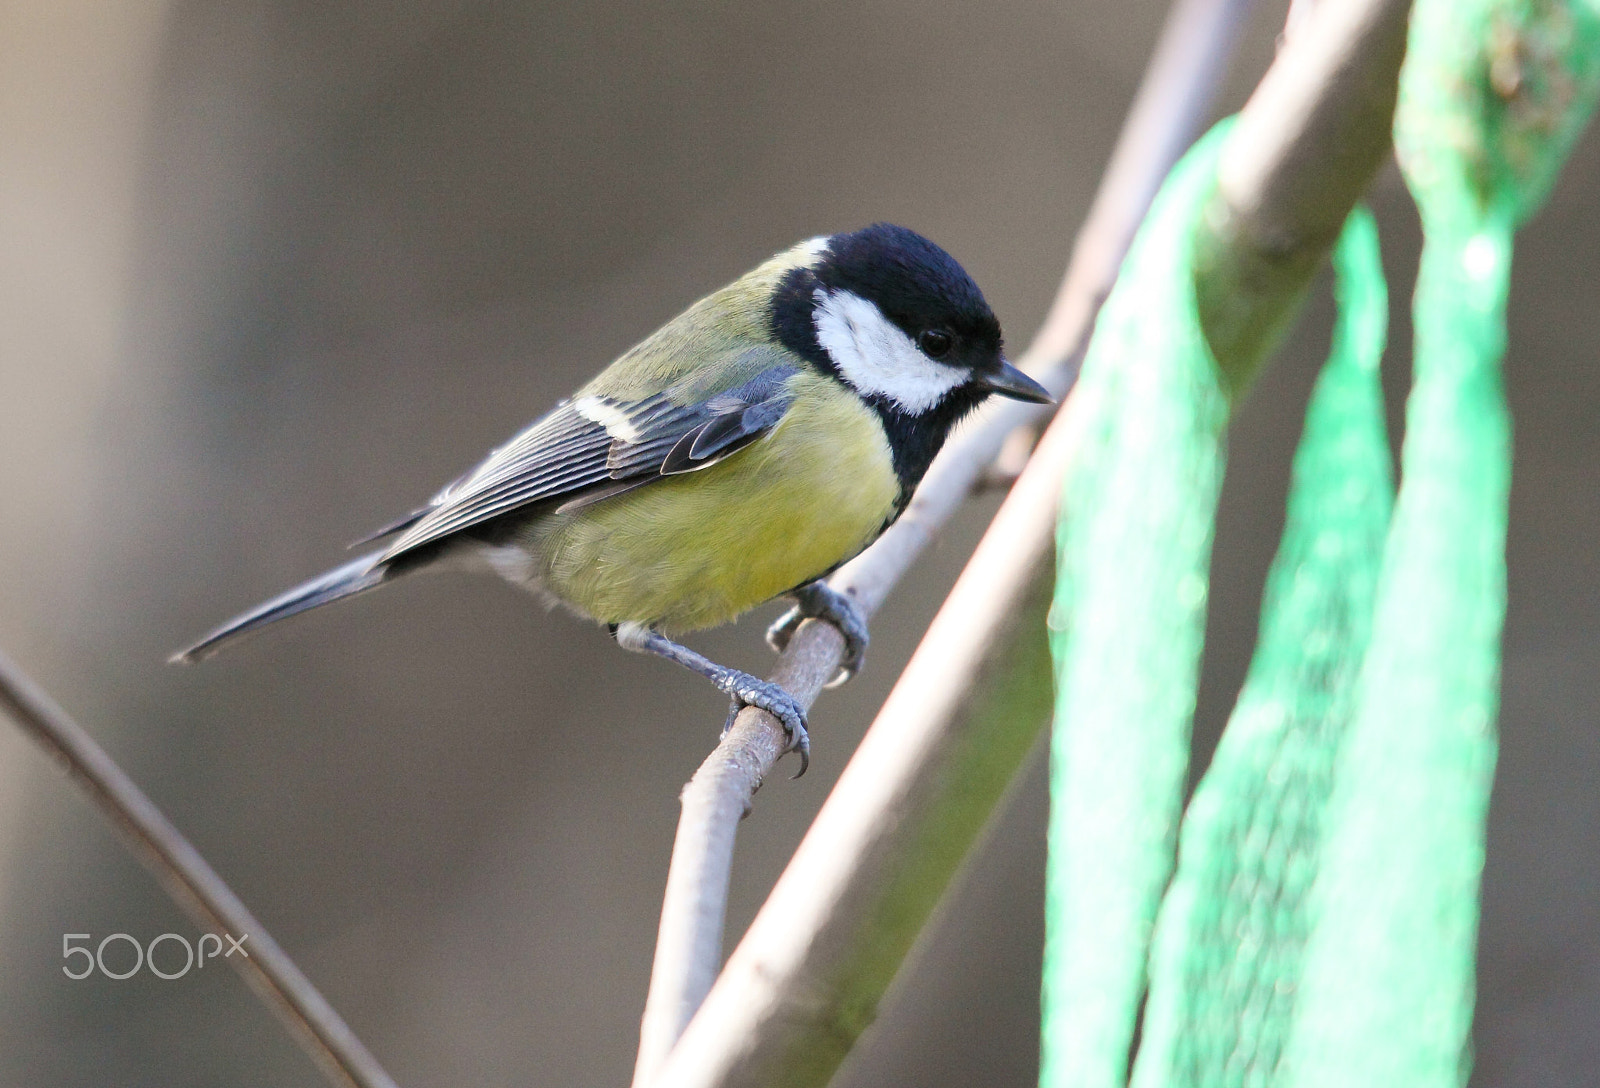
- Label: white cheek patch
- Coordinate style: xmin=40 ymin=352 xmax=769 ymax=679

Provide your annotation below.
xmin=811 ymin=288 xmax=968 ymax=414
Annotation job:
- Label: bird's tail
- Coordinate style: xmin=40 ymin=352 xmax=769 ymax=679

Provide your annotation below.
xmin=170 ymin=551 xmax=393 ymax=664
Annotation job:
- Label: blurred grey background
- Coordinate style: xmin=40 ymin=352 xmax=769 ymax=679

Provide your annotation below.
xmin=0 ymin=0 xmax=1595 ymax=1084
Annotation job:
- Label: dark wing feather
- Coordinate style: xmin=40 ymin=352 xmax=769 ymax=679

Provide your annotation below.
xmin=379 ymin=366 xmax=796 ymax=561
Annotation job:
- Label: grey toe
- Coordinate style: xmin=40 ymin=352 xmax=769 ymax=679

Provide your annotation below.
xmin=711 ymin=668 xmax=810 ymax=777
xmin=767 ymin=582 xmax=869 ymax=688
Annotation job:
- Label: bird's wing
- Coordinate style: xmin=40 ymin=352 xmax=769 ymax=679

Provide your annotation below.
xmin=377 ymin=361 xmax=798 ymax=561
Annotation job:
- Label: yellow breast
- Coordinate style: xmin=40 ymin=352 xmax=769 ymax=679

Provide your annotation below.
xmin=529 ymin=373 xmax=900 ymax=632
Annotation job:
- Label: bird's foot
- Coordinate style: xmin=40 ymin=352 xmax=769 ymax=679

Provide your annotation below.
xmin=712 ymin=668 xmax=810 ymax=778
xmin=766 ymin=581 xmax=868 ymax=688
xmin=613 ymin=621 xmax=811 ymax=777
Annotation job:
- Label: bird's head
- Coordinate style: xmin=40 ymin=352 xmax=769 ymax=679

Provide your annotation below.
xmin=769 ymin=223 xmax=1051 ymax=488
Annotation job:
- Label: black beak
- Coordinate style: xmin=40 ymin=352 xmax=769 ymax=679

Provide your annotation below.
xmin=975 ymin=360 xmax=1053 ymax=404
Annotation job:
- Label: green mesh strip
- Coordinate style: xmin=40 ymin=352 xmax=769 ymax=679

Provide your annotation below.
xmin=1282 ymin=3 xmax=1600 ymax=1085
xmin=1044 ymin=5 xmax=1600 ymax=1087
xmin=1278 ymin=192 xmax=1508 ymax=1088
xmin=1041 ymin=122 xmax=1234 ymax=1088
xmin=1130 ymin=209 xmax=1392 ymax=1088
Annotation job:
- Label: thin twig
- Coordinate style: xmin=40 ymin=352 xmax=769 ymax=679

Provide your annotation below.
xmin=629 ymin=0 xmax=1256 ymax=1082
xmin=0 ymin=651 xmax=400 ymax=1088
xmin=647 ymin=0 xmax=1415 ymax=1084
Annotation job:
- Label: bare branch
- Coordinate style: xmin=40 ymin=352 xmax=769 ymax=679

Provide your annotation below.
xmin=0 ymin=650 xmax=400 ymax=1088
xmin=630 ymin=0 xmax=1256 ymax=1082
xmin=1198 ymin=0 xmax=1412 ymax=389
xmin=646 ymin=0 xmax=1416 ymax=1084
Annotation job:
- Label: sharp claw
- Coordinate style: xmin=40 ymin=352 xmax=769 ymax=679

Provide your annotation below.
xmin=789 ymin=729 xmax=810 ymax=779
xmin=774 ymin=709 xmax=810 ymax=778
xmin=770 ymin=701 xmax=809 ymax=778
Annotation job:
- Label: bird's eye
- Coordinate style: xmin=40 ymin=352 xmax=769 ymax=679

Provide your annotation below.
xmin=918 ymin=329 xmax=954 ymax=358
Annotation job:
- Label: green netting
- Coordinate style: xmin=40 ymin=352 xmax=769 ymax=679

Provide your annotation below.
xmin=1130 ymin=208 xmax=1392 ymax=1088
xmin=1280 ymin=2 xmax=1600 ymax=1084
xmin=1043 ymin=4 xmax=1600 ymax=1087
xmin=1042 ymin=122 xmax=1234 ymax=1088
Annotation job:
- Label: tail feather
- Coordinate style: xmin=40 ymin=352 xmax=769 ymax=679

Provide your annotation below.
xmin=170 ymin=551 xmax=392 ymax=663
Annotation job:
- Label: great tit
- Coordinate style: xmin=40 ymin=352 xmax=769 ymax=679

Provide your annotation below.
xmin=173 ymin=223 xmax=1051 ymax=772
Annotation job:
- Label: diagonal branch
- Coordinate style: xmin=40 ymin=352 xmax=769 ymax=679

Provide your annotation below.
xmin=0 ymin=650 xmax=400 ymax=1088
xmin=1198 ymin=0 xmax=1411 ymax=388
xmin=629 ymin=0 xmax=1257 ymax=1082
xmin=646 ymin=0 xmax=1415 ymax=1085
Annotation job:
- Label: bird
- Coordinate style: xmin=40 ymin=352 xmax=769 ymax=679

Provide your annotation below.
xmin=172 ymin=223 xmax=1051 ymax=774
